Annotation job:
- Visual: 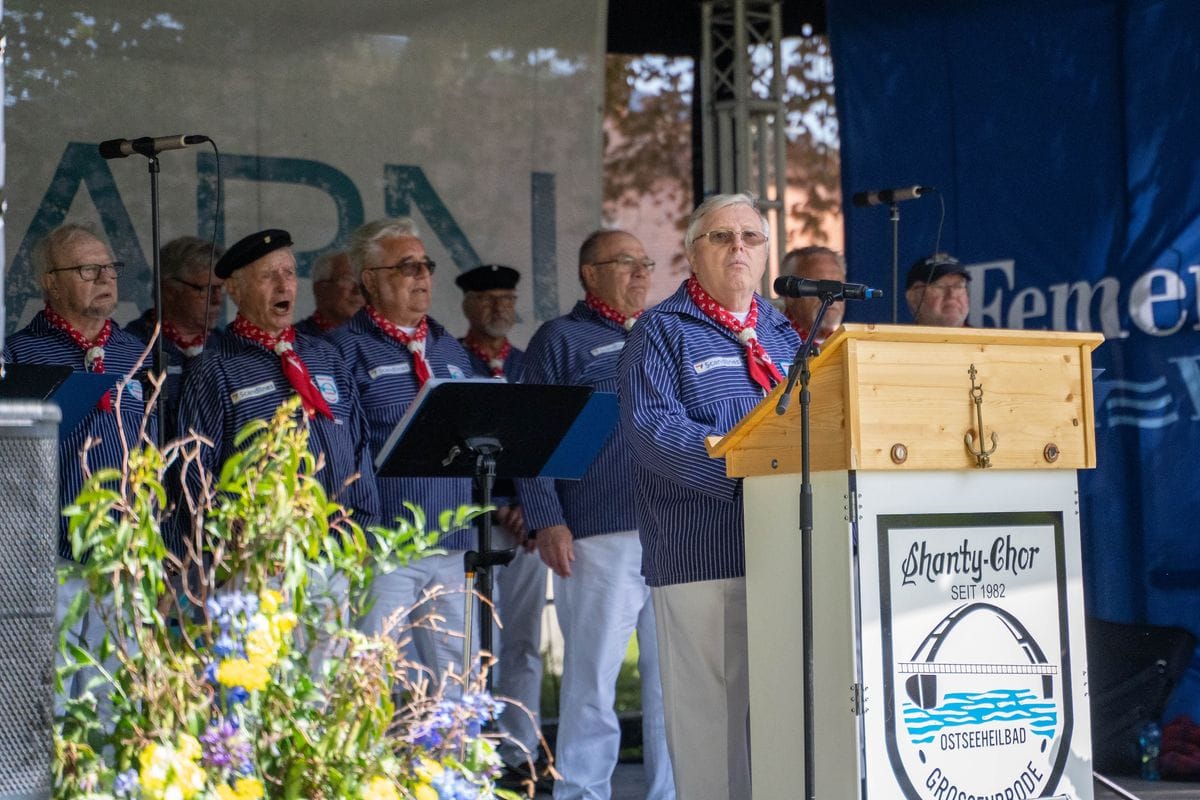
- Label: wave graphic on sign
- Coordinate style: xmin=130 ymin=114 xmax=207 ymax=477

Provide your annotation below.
xmin=1104 ymin=376 xmax=1179 ymax=428
xmin=903 ymin=688 xmax=1058 ymax=744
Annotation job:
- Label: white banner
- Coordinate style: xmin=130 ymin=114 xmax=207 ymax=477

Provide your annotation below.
xmin=3 ymin=0 xmax=606 ymax=342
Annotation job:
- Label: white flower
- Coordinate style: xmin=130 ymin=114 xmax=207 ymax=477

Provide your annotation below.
xmin=181 ymin=345 xmax=204 ymax=358
xmin=85 ymin=345 xmax=105 ymax=368
xmin=737 ymin=328 xmax=756 ymax=344
xmin=623 ymin=317 xmax=637 ymax=331
xmin=408 ymin=340 xmax=425 ymax=356
xmin=274 ymin=340 xmax=293 ymax=356
xmin=488 ymin=358 xmax=504 ymax=370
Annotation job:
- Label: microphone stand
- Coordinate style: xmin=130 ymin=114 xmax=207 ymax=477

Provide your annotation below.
xmin=146 ymin=154 xmax=165 ymax=447
xmin=775 ymin=293 xmax=836 ymax=800
xmin=460 ymin=436 xmax=515 ymax=691
xmin=889 ymin=200 xmax=900 ymax=323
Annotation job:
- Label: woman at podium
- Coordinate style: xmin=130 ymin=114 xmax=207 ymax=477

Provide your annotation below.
xmin=617 ymin=192 xmax=800 ymax=800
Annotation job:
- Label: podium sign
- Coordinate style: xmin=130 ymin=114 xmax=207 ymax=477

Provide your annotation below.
xmin=713 ymin=324 xmax=1103 ymax=800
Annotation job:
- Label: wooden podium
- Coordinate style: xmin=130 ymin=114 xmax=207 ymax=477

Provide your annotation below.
xmin=707 ymin=324 xmax=1103 ymax=800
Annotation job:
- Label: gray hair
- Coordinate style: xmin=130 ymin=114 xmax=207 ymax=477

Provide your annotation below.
xmin=31 ymin=221 xmax=107 ymax=280
xmin=348 ymin=217 xmax=421 ymax=279
xmin=783 ymin=245 xmax=846 ymax=278
xmin=311 ymin=249 xmax=348 ymax=283
xmin=160 ymin=236 xmax=224 ymax=281
xmin=684 ymin=192 xmax=769 ymax=255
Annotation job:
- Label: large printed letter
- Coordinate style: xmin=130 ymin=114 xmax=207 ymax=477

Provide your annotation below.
xmin=10 ymin=142 xmax=146 ymax=323
xmin=196 ymin=153 xmax=364 ymax=276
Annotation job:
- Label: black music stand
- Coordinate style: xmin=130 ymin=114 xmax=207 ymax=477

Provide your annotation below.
xmin=0 ymin=363 xmax=120 ymax=435
xmin=375 ymin=378 xmax=616 ymax=685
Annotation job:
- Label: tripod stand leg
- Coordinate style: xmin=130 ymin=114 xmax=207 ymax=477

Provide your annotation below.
xmin=1094 ymin=771 xmax=1150 ymax=800
xmin=462 ymin=569 xmax=476 ymax=683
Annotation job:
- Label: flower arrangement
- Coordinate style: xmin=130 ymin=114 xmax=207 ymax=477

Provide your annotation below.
xmin=53 ymin=398 xmax=526 ymax=799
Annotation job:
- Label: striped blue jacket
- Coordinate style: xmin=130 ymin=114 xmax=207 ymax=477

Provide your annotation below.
xmin=175 ymin=328 xmax=380 ymax=540
xmin=462 ymin=340 xmax=526 ymax=386
xmin=4 ymin=312 xmax=156 ymax=559
xmin=514 ymin=301 xmax=638 ymax=539
xmin=617 ymin=282 xmax=801 ymax=586
xmin=124 ymin=310 xmax=222 ymax=436
xmin=329 ymin=309 xmax=476 ymax=550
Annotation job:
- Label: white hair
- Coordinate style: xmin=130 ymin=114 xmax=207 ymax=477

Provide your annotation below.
xmin=347 ymin=217 xmax=421 ymax=279
xmin=683 ymin=192 xmax=769 ymax=255
xmin=31 ymin=221 xmax=107 ymax=280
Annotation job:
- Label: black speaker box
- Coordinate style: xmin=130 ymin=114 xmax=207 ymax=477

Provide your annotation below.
xmin=1087 ymin=616 xmax=1197 ymax=775
xmin=0 ymin=401 xmax=59 ymax=800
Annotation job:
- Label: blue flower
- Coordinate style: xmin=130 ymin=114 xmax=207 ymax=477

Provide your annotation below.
xmin=433 ymin=769 xmax=475 ymax=800
xmin=113 ymin=768 xmax=139 ymax=798
xmin=201 ymin=717 xmax=254 ymax=771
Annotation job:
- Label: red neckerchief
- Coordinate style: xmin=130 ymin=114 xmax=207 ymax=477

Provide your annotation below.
xmin=143 ymin=310 xmax=207 ymax=357
xmin=685 ymin=276 xmax=783 ymax=393
xmin=228 ymin=315 xmax=333 ymax=420
xmin=461 ymin=332 xmax=511 ymax=378
xmin=43 ymin=305 xmax=114 ymax=411
xmin=366 ymin=305 xmax=431 ymax=387
xmin=584 ymin=293 xmax=641 ymax=331
xmin=307 ymin=310 xmax=339 ymax=333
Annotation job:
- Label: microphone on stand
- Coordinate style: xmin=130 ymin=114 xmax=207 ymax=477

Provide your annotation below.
xmin=852 ymin=185 xmax=934 ymax=207
xmin=773 ymin=276 xmax=882 ymax=301
xmin=98 ymin=134 xmax=210 ymax=160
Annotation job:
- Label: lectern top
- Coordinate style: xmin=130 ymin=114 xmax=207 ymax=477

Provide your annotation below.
xmin=707 ymin=324 xmax=1104 ymax=474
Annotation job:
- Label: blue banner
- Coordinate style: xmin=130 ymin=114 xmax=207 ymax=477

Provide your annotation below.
xmin=829 ymin=0 xmax=1200 ymax=717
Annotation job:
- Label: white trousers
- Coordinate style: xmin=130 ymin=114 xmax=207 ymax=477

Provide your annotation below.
xmin=494 ymin=542 xmax=549 ymax=765
xmin=552 ymin=531 xmax=675 ymax=800
xmin=358 ymin=552 xmax=474 ymax=689
xmin=652 ymin=577 xmax=751 ymax=800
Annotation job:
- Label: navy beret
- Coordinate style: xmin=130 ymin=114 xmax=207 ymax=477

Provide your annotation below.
xmin=455 ymin=264 xmax=520 ymax=293
xmin=215 ymin=229 xmax=294 ymax=278
xmin=906 ymin=252 xmax=969 ymax=290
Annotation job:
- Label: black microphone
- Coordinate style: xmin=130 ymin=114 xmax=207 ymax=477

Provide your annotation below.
xmin=98 ymin=134 xmax=210 ymax=160
xmin=773 ymin=276 xmax=882 ymax=300
xmin=851 ymin=185 xmax=934 ymax=207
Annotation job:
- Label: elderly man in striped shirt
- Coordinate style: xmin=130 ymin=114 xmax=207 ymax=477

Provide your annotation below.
xmin=4 ymin=221 xmax=156 ymax=701
xmin=330 ymin=217 xmax=477 ymax=686
xmin=618 ymin=193 xmax=800 ymax=799
xmin=516 ymin=229 xmax=674 ymax=800
xmin=175 ymin=228 xmax=379 ymax=540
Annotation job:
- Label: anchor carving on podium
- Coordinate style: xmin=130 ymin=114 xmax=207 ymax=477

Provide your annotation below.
xmin=964 ymin=363 xmax=998 ymax=469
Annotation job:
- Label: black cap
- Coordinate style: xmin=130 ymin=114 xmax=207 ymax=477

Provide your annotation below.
xmin=215 ymin=229 xmax=294 ymax=278
xmin=455 ymin=264 xmax=520 ymax=293
xmin=905 ymin=252 xmax=968 ymax=290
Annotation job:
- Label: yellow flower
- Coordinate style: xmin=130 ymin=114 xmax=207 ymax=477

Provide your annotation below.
xmin=244 ymin=625 xmax=279 ymax=670
xmin=217 ymin=658 xmax=271 ymax=692
xmin=259 ymin=589 xmax=283 ymax=614
xmin=233 ymin=777 xmax=264 ymax=800
xmin=137 ymin=738 xmax=205 ymax=800
xmin=176 ymin=733 xmax=202 ymax=762
xmin=360 ymin=776 xmax=400 ymax=800
xmin=413 ymin=784 xmax=438 ymax=800
xmin=413 ymin=756 xmax=443 ymax=781
xmin=215 ymin=786 xmax=239 ymax=800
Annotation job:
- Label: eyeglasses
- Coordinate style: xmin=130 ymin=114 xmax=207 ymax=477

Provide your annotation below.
xmin=366 ymin=258 xmax=436 ymax=277
xmin=171 ymin=276 xmax=224 ymax=297
xmin=923 ymin=280 xmax=969 ymax=295
xmin=591 ymin=255 xmax=656 ymax=274
xmin=700 ymin=229 xmax=768 ymax=248
xmin=48 ymin=262 xmax=124 ymax=281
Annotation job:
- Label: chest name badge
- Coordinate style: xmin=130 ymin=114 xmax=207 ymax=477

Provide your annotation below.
xmin=230 ymin=380 xmax=276 ymax=405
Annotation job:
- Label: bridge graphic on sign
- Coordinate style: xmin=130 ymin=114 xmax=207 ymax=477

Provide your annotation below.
xmin=900 ymin=602 xmax=1057 ymax=709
